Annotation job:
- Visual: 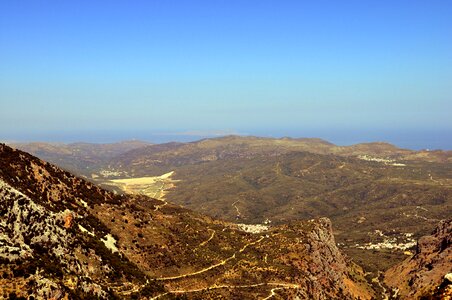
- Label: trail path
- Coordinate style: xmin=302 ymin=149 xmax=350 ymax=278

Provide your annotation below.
xmin=302 ymin=161 xmax=322 ymax=172
xmin=155 ymin=253 xmax=237 ymax=281
xmin=428 ymin=173 xmax=444 ymax=185
xmin=239 ymin=236 xmax=265 ymax=253
xmin=153 ymin=183 xmax=168 ymax=211
xmin=155 ymin=234 xmax=266 ymax=281
xmin=372 ymin=271 xmax=389 ymax=300
xmin=232 ymin=200 xmax=242 ymax=217
xmin=152 ymin=182 xmax=165 ymax=199
xmin=149 ymin=234 xmax=300 ymax=299
xmin=151 ymin=282 xmax=300 ymax=299
xmin=199 ymin=229 xmax=216 ymax=247
xmin=262 ymin=283 xmax=301 ymax=300
xmin=111 ymin=282 xmax=146 ymax=296
xmin=153 ymin=198 xmax=168 ymax=211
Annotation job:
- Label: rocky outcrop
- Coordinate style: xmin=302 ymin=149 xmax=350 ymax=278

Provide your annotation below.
xmin=0 ymin=179 xmax=110 ymax=298
xmin=301 ymin=218 xmax=373 ymax=299
xmin=385 ymin=219 xmax=452 ymax=299
xmin=303 ymin=218 xmax=350 ymax=296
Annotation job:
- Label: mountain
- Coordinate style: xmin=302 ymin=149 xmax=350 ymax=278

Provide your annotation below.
xmin=101 ymin=136 xmax=451 ymax=177
xmin=11 ymin=136 xmax=451 ymax=281
xmin=12 ymin=136 xmax=451 ymax=180
xmin=9 ymin=140 xmax=151 ymax=175
xmin=0 ymin=143 xmax=372 ymax=299
xmin=385 ymin=219 xmax=452 ymax=299
xmin=90 ymin=137 xmax=451 ymax=276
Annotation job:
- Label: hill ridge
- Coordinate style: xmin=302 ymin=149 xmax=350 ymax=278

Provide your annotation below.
xmin=0 ymin=143 xmax=373 ymax=299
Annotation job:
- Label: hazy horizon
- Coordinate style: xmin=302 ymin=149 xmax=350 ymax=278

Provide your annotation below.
xmin=1 ymin=1 xmax=451 ymax=150
xmin=2 ymin=128 xmax=452 ymax=151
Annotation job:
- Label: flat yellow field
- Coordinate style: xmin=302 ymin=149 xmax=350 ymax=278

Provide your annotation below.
xmin=108 ymin=171 xmax=176 ymax=199
xmin=110 ymin=171 xmax=174 ymax=185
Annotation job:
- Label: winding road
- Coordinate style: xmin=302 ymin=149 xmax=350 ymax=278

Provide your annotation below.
xmin=151 ymin=282 xmax=300 ymax=300
xmin=152 ymin=183 xmax=168 ymax=211
xmin=148 ymin=233 xmax=301 ymax=299
xmin=199 ymin=229 xmax=216 ymax=247
xmin=155 ymin=235 xmax=266 ymax=281
xmin=232 ymin=200 xmax=242 ymax=218
xmin=155 ymin=253 xmax=237 ymax=281
xmin=153 ymin=198 xmax=168 ymax=211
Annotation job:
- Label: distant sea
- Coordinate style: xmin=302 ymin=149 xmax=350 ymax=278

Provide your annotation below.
xmin=2 ymin=128 xmax=451 ymax=150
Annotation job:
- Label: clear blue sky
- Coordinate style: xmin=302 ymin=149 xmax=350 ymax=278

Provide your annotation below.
xmin=1 ymin=1 xmax=451 ymax=148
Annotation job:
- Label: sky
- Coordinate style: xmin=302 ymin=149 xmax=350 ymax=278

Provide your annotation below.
xmin=1 ymin=1 xmax=451 ymax=149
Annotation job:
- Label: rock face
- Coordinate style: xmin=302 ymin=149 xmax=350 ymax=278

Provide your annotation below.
xmin=0 ymin=179 xmax=113 ymax=298
xmin=299 ymin=218 xmax=355 ymax=297
xmin=0 ymin=144 xmax=151 ymax=299
xmin=385 ymin=219 xmax=452 ymax=299
xmin=0 ymin=143 xmax=372 ymax=299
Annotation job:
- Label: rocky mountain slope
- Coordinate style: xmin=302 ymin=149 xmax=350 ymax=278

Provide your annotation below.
xmin=0 ymin=144 xmax=151 ymax=299
xmin=385 ymin=219 xmax=452 ymax=299
xmin=0 ymin=143 xmax=372 ymax=299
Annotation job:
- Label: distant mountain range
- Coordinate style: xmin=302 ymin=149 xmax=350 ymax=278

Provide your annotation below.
xmin=10 ymin=136 xmax=451 ymax=177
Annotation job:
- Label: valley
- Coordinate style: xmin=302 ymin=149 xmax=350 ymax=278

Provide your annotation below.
xmin=5 ymin=136 xmax=452 ymax=299
xmin=0 ymin=143 xmax=374 ymax=299
xmin=57 ymin=137 xmax=449 ymax=279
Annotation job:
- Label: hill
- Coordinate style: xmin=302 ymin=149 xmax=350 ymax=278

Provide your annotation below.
xmin=8 ymin=136 xmax=452 ymax=284
xmin=9 ymin=140 xmax=151 ymax=175
xmin=92 ymin=136 xmax=452 ymax=277
xmin=102 ymin=136 xmax=451 ymax=177
xmin=0 ymin=143 xmax=372 ymax=299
